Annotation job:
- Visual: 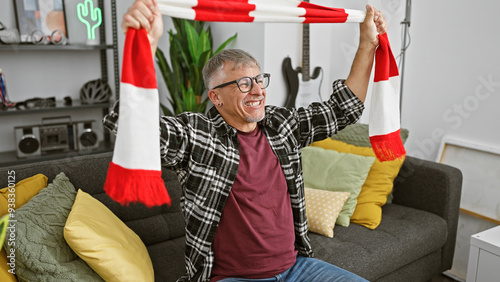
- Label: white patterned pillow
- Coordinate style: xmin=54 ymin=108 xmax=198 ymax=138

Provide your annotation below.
xmin=304 ymin=188 xmax=350 ymax=238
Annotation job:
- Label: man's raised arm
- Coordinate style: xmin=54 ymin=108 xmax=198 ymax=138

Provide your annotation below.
xmin=344 ymin=5 xmax=388 ymax=103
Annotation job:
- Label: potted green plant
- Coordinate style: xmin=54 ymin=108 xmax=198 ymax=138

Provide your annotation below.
xmin=155 ymin=18 xmax=237 ymax=116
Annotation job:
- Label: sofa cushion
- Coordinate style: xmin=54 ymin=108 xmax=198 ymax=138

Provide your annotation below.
xmin=0 ymin=174 xmax=47 ymax=216
xmin=302 ymin=146 xmax=375 ymax=226
xmin=310 ymin=139 xmax=405 ymax=229
xmin=330 ymin=123 xmax=409 ymax=205
xmin=310 ymin=204 xmax=447 ymax=281
xmin=64 ymin=189 xmax=154 ymax=282
xmin=331 ymin=123 xmax=409 ymax=147
xmin=304 ymin=188 xmax=350 ymax=238
xmin=147 ymin=237 xmax=186 ymax=282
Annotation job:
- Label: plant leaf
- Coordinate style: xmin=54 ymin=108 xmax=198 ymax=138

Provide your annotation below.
xmin=156 ymin=47 xmax=181 ymax=113
xmin=182 ymin=86 xmax=197 ymax=112
xmin=198 ymin=50 xmax=212 ymax=94
xmin=196 ymin=97 xmax=210 ymax=113
xmin=214 ymin=33 xmax=237 ymax=55
xmin=194 ymin=20 xmax=204 ymax=34
xmin=169 ymin=46 xmax=184 ymax=114
xmin=160 ymin=103 xmax=175 ymax=116
xmin=155 ymin=48 xmax=172 ymax=91
xmin=171 ymin=35 xmax=190 ymax=69
xmin=188 ymin=63 xmax=202 ymax=95
xmin=199 ymin=50 xmax=212 ymax=70
xmin=184 ymin=21 xmax=199 ymax=64
xmin=199 ymin=28 xmax=210 ymax=54
xmin=207 ymin=26 xmax=214 ymax=53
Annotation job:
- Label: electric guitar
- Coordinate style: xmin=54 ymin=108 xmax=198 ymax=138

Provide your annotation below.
xmin=283 ymin=10 xmax=323 ymax=109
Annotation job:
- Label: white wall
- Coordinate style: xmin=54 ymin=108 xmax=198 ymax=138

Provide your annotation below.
xmin=402 ymin=0 xmax=500 ymax=161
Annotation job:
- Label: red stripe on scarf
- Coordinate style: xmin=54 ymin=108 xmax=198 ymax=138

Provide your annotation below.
xmin=105 ymin=162 xmax=171 ymax=208
xmin=369 ymin=130 xmax=406 ymax=162
xmin=374 ymin=33 xmax=399 ymax=82
xmin=298 ymin=2 xmax=348 ymax=23
xmin=194 ymin=0 xmax=255 ymax=22
xmin=121 ymin=28 xmax=157 ymax=89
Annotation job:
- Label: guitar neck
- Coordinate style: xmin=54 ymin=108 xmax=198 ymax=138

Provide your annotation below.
xmin=302 ymin=23 xmax=310 ymax=81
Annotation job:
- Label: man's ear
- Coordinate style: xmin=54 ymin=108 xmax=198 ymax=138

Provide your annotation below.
xmin=208 ymin=89 xmax=221 ymax=106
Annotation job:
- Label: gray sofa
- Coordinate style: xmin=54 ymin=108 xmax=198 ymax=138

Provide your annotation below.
xmin=0 ymin=152 xmax=462 ymax=282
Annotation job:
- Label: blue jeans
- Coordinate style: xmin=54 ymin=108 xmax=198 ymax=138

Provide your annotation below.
xmin=218 ymin=256 xmax=368 ymax=282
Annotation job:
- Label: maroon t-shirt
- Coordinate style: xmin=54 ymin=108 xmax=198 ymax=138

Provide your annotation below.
xmin=210 ymin=126 xmax=297 ymax=281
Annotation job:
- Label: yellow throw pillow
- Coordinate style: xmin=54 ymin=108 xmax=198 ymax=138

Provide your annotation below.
xmin=0 ymin=173 xmax=48 ymax=282
xmin=304 ymin=188 xmax=350 ymax=238
xmin=64 ymin=190 xmax=154 ymax=282
xmin=310 ymin=139 xmax=405 ymax=229
xmin=0 ymin=173 xmax=48 ymax=216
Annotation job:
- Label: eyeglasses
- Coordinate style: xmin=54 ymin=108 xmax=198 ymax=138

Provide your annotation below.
xmin=212 ymin=73 xmax=270 ymax=93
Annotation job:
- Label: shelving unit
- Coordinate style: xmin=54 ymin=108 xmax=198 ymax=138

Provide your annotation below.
xmin=0 ymin=44 xmax=114 ymax=51
xmin=0 ymin=0 xmax=119 ymax=166
xmin=0 ymin=142 xmax=114 ymax=167
xmin=0 ymin=100 xmax=111 ymax=116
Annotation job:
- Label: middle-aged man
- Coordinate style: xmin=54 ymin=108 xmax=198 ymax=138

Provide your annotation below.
xmin=105 ymin=1 xmax=388 ymax=281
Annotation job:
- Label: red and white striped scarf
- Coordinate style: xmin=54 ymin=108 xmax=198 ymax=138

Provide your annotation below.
xmin=157 ymin=0 xmax=366 ymax=23
xmin=104 ymin=28 xmax=171 ymax=207
xmin=104 ymin=0 xmax=405 ymax=207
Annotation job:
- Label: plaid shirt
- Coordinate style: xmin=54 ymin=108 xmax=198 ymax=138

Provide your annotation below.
xmin=103 ymin=79 xmax=364 ymax=282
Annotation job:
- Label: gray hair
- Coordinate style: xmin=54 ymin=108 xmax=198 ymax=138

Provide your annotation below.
xmin=202 ymin=49 xmax=261 ymax=90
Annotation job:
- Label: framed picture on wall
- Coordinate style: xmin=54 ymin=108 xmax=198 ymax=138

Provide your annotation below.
xmin=14 ymin=0 xmax=67 ymax=43
xmin=437 ymin=136 xmax=500 ymax=280
xmin=437 ymin=136 xmax=500 ymax=223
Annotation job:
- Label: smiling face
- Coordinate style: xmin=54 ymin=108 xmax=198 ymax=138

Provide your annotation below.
xmin=208 ymin=64 xmax=266 ymax=132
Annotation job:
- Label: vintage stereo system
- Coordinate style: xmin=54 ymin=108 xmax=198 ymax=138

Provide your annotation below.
xmin=14 ymin=116 xmax=100 ymax=158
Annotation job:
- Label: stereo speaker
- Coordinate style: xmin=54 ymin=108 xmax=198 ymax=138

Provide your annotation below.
xmin=76 ymin=121 xmax=99 ymax=151
xmin=15 ymin=126 xmax=41 ymax=158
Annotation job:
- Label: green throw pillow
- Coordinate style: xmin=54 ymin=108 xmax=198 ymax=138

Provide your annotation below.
xmin=331 ymin=123 xmax=409 ymax=147
xmin=4 ymin=172 xmax=103 ymax=281
xmin=302 ymin=146 xmax=375 ymax=227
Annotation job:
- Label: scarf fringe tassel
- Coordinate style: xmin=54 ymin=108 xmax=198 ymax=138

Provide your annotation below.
xmin=104 ymin=162 xmax=171 ymax=208
xmin=369 ymin=129 xmax=406 ymax=162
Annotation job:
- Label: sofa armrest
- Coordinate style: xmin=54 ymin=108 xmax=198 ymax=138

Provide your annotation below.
xmin=392 ymin=156 xmax=462 ymax=272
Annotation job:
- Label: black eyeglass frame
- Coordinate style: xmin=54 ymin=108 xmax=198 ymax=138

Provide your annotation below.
xmin=211 ymin=73 xmax=271 ymax=93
